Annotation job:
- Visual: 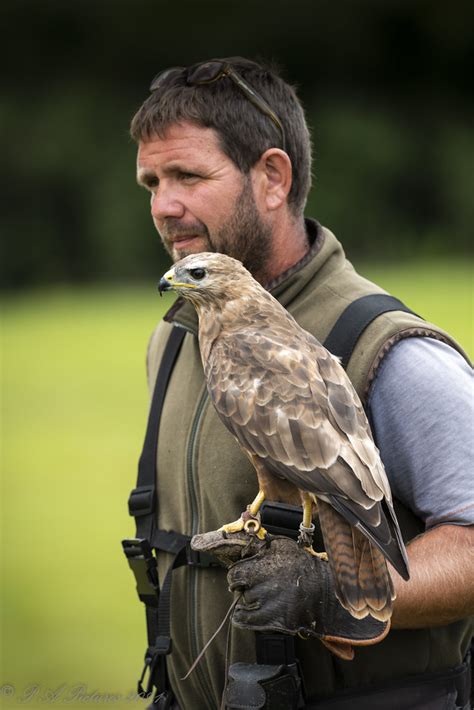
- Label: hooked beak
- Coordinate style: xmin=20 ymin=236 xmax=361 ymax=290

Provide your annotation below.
xmin=158 ymin=268 xmax=175 ymax=296
xmin=158 ymin=276 xmax=172 ymax=295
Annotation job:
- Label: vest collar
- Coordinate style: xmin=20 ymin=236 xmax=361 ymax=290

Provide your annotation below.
xmin=163 ymin=219 xmax=346 ymax=334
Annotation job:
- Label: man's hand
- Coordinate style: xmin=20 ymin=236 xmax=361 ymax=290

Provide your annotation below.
xmin=191 ymin=531 xmax=389 ymax=660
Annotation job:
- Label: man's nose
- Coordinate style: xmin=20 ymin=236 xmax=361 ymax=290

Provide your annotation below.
xmin=150 ymin=186 xmax=185 ymax=220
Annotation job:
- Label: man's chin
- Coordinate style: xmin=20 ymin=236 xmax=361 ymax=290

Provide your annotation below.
xmin=171 ymin=237 xmax=210 ymax=261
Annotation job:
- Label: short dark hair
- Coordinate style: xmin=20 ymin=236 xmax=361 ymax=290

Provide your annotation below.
xmin=130 ymin=57 xmax=312 ymax=216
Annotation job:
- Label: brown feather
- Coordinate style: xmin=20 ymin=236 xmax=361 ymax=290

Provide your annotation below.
xmin=166 ymin=252 xmax=410 ymax=621
xmin=317 ymin=498 xmax=394 ymax=621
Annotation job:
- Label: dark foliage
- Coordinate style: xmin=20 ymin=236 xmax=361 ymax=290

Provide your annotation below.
xmin=2 ymin=0 xmax=473 ymax=287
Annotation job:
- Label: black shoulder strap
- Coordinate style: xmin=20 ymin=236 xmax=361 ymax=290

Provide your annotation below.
xmin=323 ymin=294 xmax=416 ymax=368
xmin=123 ymin=326 xmax=186 ymax=706
xmin=128 ymin=326 xmax=186 ymax=541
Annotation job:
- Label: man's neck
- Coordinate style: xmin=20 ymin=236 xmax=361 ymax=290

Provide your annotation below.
xmin=255 ymin=215 xmax=309 ymax=285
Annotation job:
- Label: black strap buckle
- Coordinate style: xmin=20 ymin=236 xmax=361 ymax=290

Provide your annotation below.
xmin=128 ymin=486 xmax=156 ymax=517
xmin=137 ymin=653 xmax=154 ymax=698
xmin=137 ymin=640 xmax=173 ymax=699
xmin=122 ymin=538 xmax=159 ymax=603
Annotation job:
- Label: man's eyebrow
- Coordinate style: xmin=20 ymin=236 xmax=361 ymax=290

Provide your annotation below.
xmin=136 ymin=169 xmax=157 ymax=187
xmin=137 ymin=163 xmax=203 ymax=187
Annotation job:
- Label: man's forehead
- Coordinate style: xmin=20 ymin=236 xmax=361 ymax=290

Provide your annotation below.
xmin=137 ymin=122 xmax=222 ymax=164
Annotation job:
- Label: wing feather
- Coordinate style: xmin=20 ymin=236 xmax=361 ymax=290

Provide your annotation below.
xmin=204 ymin=313 xmax=408 ymax=580
xmin=207 ymin=330 xmax=385 ymax=503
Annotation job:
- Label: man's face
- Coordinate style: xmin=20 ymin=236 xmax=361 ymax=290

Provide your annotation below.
xmin=136 ymin=121 xmax=272 ymax=279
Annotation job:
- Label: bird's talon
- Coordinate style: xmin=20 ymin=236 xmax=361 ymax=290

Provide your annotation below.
xmin=256 ymin=525 xmax=268 ymax=540
xmin=304 ymin=547 xmax=328 ymax=560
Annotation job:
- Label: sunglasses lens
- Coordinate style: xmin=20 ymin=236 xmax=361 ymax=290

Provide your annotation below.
xmin=186 ymin=61 xmax=224 ymax=85
xmin=149 ymin=67 xmax=184 ymax=92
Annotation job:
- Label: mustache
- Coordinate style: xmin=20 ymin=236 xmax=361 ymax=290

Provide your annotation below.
xmin=159 ymin=218 xmax=209 ymax=241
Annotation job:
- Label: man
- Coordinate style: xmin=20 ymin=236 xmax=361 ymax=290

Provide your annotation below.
xmin=129 ymin=57 xmax=473 ymax=709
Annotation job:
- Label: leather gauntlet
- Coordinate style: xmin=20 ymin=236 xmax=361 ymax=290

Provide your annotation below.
xmin=191 ymin=531 xmax=389 ymax=660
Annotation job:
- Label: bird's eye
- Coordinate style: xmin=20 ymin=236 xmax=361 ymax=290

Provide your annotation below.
xmin=189 ymin=268 xmax=206 ymax=280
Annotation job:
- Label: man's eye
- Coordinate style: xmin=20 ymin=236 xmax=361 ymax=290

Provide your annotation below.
xmin=189 ymin=268 xmax=206 ymax=280
xmin=179 ymin=172 xmax=199 ymax=182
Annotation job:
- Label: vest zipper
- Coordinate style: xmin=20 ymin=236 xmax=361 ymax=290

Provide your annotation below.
xmin=186 ymin=385 xmax=215 ymax=704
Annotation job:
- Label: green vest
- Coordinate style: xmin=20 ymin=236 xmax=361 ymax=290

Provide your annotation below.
xmin=146 ymin=222 xmax=472 ymax=709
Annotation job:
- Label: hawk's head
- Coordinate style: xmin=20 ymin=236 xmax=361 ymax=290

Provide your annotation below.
xmin=158 ymin=252 xmax=252 ymax=305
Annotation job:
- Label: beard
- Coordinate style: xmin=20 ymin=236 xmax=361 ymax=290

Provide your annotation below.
xmin=158 ymin=176 xmax=273 ymax=282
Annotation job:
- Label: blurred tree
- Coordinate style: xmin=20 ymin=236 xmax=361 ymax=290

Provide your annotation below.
xmin=1 ymin=0 xmax=473 ymax=287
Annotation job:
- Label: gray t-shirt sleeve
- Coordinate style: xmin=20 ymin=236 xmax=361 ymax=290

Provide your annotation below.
xmin=367 ymin=337 xmax=474 ymax=529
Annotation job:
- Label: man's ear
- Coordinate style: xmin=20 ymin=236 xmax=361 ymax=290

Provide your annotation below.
xmin=253 ymin=148 xmax=293 ymax=212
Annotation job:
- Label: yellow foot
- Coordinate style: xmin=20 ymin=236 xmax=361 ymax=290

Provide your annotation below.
xmin=304 ymin=547 xmax=328 ymax=560
xmin=218 ymin=518 xmax=245 ymax=534
xmin=218 ymin=516 xmax=268 ymax=540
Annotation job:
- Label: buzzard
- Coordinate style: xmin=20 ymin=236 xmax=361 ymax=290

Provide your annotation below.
xmin=159 ymin=252 xmax=409 ymax=621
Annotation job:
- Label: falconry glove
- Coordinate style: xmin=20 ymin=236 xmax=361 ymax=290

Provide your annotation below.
xmin=191 ymin=531 xmax=389 ymax=660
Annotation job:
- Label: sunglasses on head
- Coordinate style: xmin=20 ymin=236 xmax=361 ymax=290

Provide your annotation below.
xmin=149 ymin=61 xmax=286 ymax=152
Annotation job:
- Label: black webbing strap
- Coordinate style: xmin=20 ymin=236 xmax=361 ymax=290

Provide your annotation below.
xmin=256 ymin=632 xmax=297 ymax=666
xmin=140 ymin=542 xmax=189 ymax=705
xmin=125 ymin=326 xmax=186 ymax=706
xmin=129 ymin=326 xmax=186 ymax=540
xmin=323 ymin=294 xmax=416 ymax=369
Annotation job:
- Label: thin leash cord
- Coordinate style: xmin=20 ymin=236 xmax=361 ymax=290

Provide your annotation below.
xmin=181 ymin=593 xmax=242 ymax=681
xmin=220 ymin=594 xmax=237 ymax=710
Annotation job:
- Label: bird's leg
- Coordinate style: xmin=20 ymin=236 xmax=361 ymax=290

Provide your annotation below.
xmin=248 ymin=489 xmax=266 ymax=516
xmin=218 ymin=490 xmax=267 ymax=540
xmin=298 ymin=494 xmax=328 ymax=560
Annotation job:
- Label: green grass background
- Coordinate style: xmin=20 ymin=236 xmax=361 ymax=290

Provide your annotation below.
xmin=1 ymin=260 xmax=472 ymax=709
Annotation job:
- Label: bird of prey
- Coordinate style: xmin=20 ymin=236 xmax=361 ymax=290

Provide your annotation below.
xmin=159 ymin=252 xmax=410 ymax=621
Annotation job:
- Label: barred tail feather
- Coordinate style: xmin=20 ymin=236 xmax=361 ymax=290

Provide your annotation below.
xmin=358 ymin=536 xmax=395 ymax=621
xmin=317 ymin=498 xmax=394 ymax=621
